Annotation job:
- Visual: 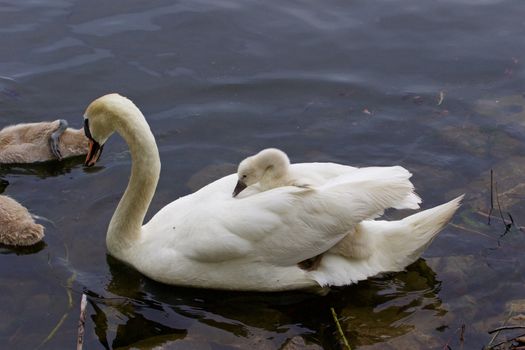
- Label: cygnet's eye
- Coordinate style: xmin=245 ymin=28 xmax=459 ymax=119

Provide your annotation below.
xmin=242 ymin=174 xmax=247 ymax=179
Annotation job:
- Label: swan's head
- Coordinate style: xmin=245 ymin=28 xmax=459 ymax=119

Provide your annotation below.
xmin=233 ymin=148 xmax=290 ymax=197
xmin=83 ymin=93 xmax=134 ymax=167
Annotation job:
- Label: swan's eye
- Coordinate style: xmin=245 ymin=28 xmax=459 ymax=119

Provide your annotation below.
xmin=242 ymin=175 xmax=247 ymax=179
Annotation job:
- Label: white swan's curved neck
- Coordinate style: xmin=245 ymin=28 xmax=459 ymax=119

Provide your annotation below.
xmin=106 ymin=108 xmax=160 ymax=258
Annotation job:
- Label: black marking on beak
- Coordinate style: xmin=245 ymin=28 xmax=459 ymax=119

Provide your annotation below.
xmin=232 ymin=180 xmax=247 ymax=197
xmin=84 ymin=119 xmax=92 ymax=140
xmin=84 ymin=119 xmax=104 ymax=167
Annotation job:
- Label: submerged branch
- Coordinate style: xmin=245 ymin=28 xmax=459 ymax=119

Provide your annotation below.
xmin=39 ymin=313 xmax=69 ymax=347
xmin=38 ymin=272 xmax=77 ymax=348
xmin=330 ymin=307 xmax=351 ymax=350
xmin=486 ymin=309 xmax=517 ymax=349
xmin=486 ymin=332 xmax=525 ymax=349
xmin=449 ymin=223 xmax=495 ymax=240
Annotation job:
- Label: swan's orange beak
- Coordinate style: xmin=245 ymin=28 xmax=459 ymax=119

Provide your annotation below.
xmin=84 ymin=118 xmax=104 ymax=167
xmin=232 ymin=180 xmax=247 ymax=197
xmin=85 ymin=140 xmax=103 ymax=167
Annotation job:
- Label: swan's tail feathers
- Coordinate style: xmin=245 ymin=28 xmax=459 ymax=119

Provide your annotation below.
xmin=310 ymin=195 xmax=464 ymax=287
xmin=318 ymin=166 xmax=420 ymax=222
xmin=374 ymin=194 xmax=464 ymax=269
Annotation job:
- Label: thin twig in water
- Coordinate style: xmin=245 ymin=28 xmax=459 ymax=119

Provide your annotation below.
xmin=460 ymin=323 xmax=465 ymax=350
xmin=477 ymin=211 xmax=525 ymax=232
xmin=495 ymin=182 xmax=508 ymax=228
xmin=442 ymin=337 xmax=452 ymax=350
xmin=506 ymin=212 xmax=523 ymax=233
xmin=486 ymin=309 xmax=514 ymax=348
xmin=449 ymin=223 xmax=495 ymax=240
xmin=488 ymin=325 xmax=525 ymax=334
xmin=66 ymin=272 xmax=77 ymax=308
xmin=487 ymin=332 xmax=525 ymax=349
xmin=38 ymin=272 xmax=77 ymax=348
xmin=488 ymin=169 xmax=494 ymax=225
xmin=330 ymin=307 xmax=351 ymax=350
xmin=443 ymin=323 xmax=466 ymax=350
xmin=77 ymin=294 xmax=87 ymax=350
xmin=39 ymin=313 xmax=69 ymax=347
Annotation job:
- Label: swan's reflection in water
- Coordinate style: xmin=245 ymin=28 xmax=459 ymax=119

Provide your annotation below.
xmin=83 ymin=256 xmax=445 ymax=349
xmin=0 ymin=156 xmax=91 ymax=179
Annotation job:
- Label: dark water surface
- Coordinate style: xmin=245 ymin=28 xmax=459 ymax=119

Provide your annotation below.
xmin=1 ymin=0 xmax=525 ymax=349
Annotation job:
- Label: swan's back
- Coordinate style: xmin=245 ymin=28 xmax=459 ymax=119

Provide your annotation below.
xmin=0 ymin=195 xmax=44 ymax=246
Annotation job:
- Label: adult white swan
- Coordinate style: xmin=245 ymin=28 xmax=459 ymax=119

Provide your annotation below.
xmin=83 ymin=93 xmax=462 ymax=291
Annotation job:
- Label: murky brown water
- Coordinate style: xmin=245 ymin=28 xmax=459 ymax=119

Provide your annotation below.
xmin=1 ymin=0 xmax=525 ymax=348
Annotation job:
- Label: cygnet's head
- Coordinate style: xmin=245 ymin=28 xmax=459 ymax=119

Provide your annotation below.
xmin=233 ymin=148 xmax=290 ymax=197
xmin=83 ymin=93 xmax=138 ymax=167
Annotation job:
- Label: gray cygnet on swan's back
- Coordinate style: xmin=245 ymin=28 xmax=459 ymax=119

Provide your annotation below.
xmin=0 ymin=119 xmax=88 ymax=163
xmin=0 ymin=195 xmax=44 ymax=246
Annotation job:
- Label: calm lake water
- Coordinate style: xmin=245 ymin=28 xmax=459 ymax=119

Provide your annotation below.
xmin=1 ymin=0 xmax=525 ymax=349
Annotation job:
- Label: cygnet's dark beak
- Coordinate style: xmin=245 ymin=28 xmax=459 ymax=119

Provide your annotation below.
xmin=84 ymin=119 xmax=104 ymax=167
xmin=232 ymin=180 xmax=247 ymax=197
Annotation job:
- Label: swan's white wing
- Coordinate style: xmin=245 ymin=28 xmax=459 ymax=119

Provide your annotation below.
xmin=144 ymin=166 xmax=418 ymax=267
xmin=290 ymin=163 xmax=420 ymax=210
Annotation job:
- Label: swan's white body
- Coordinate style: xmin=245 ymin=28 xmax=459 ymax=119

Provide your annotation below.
xmin=85 ymin=94 xmax=462 ymax=291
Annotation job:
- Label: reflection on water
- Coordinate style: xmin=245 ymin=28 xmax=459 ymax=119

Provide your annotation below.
xmin=1 ymin=0 xmax=525 ymax=348
xmin=0 ymin=241 xmax=47 ymax=255
xmin=0 ymin=155 xmax=86 ymax=179
xmin=74 ymin=257 xmax=443 ymax=349
xmin=0 ymin=178 xmax=8 ymax=193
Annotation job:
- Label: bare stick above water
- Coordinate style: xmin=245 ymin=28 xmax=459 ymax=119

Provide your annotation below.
xmin=77 ymin=293 xmax=87 ymax=350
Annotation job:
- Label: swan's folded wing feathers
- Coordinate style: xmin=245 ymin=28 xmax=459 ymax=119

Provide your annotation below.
xmin=313 ymin=166 xmax=418 ymax=222
xmin=179 ymin=226 xmax=253 ymax=263
xmin=220 ymin=187 xmax=344 ymax=266
xmin=149 ymin=166 xmax=419 ymax=267
xmin=220 ymin=166 xmax=418 ymax=266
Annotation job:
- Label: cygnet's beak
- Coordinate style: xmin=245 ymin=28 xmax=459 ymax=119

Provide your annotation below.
xmin=84 ymin=119 xmax=104 ymax=167
xmin=232 ymin=180 xmax=247 ymax=197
